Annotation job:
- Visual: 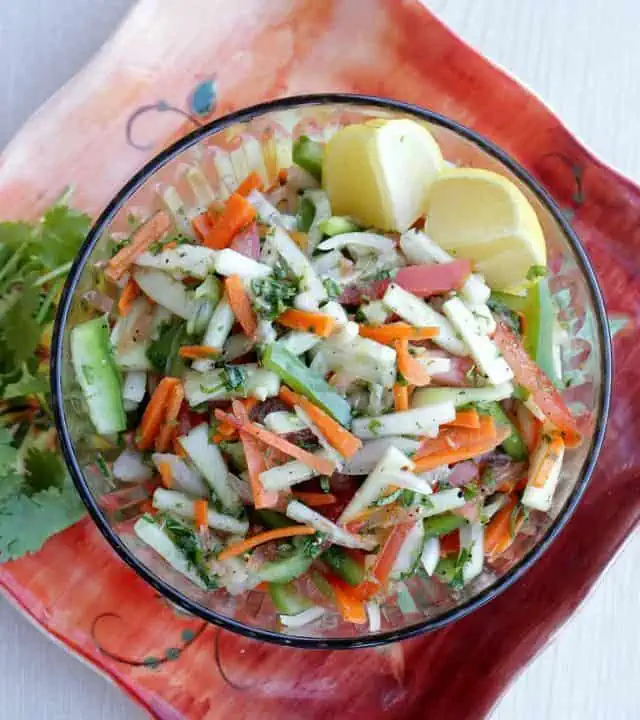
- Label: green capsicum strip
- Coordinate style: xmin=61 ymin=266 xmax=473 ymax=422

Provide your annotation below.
xmin=475 ymin=401 xmax=528 ymax=460
xmin=262 ymin=342 xmax=352 ymax=427
xmin=292 ymin=135 xmax=324 ymax=181
xmin=322 ymin=546 xmax=365 ymax=586
xmin=296 ymin=196 xmax=316 ymax=232
xmin=268 ymin=582 xmax=312 ymax=614
xmin=423 ymin=513 xmax=467 ymax=538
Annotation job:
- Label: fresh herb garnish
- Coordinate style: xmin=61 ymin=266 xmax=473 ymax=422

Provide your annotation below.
xmin=0 ymin=201 xmax=90 ymax=562
xmin=146 ymin=318 xmax=188 ymax=376
xmin=367 ymin=418 xmax=382 ymax=436
xmin=160 ymin=513 xmax=217 ymax=589
xmin=487 ymin=296 xmax=522 ymax=336
xmin=250 ymin=261 xmax=300 ymax=319
xmin=221 ymin=364 xmax=247 ymax=393
xmin=322 ymin=277 xmax=342 ymax=299
xmin=296 ymin=196 xmax=316 ymax=232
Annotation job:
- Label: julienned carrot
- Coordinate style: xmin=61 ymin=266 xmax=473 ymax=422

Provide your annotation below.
xmin=217 ymin=525 xmax=316 ymax=561
xmin=290 ymin=231 xmax=307 ymax=250
xmin=413 ymin=417 xmax=509 ymax=472
xmin=392 ymin=383 xmax=410 ymax=412
xmin=215 ymin=409 xmax=336 ymax=476
xmin=530 ymin=434 xmax=565 ymax=489
xmin=279 ymin=387 xmax=362 ymax=458
xmin=155 ymin=381 xmax=185 ymax=452
xmin=359 ymin=322 xmax=439 ymax=345
xmin=354 ymin=522 xmax=416 ymax=600
xmin=203 ymin=193 xmax=256 ymax=250
xmin=236 ymin=170 xmax=264 ymax=197
xmin=117 ymin=278 xmax=139 ymax=316
xmin=291 ymin=491 xmax=337 ymax=506
xmin=326 ymin=575 xmax=367 ymax=624
xmin=231 ymin=400 xmax=278 ymax=509
xmin=444 ymin=409 xmax=481 ymax=429
xmin=192 ymin=211 xmax=214 ymax=243
xmin=106 ymin=211 xmax=172 ymax=282
xmin=485 ymin=495 xmax=521 ymax=558
xmin=225 ymin=275 xmax=258 ymax=339
xmin=158 ymin=461 xmax=173 ymax=489
xmin=276 ymin=309 xmax=336 ymax=338
xmin=138 ymin=377 xmax=179 ymax=450
xmin=178 ymin=345 xmax=220 ymax=360
xmin=194 ymin=499 xmax=209 ymax=531
xmin=172 ymin=436 xmax=187 ymax=458
xmin=395 ymin=337 xmax=431 ymax=387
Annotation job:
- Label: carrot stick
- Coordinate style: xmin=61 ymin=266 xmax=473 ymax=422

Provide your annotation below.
xmin=326 ymin=575 xmax=367 ymax=624
xmin=236 ymin=170 xmax=264 ymax=197
xmin=276 ymin=309 xmax=336 ymax=338
xmin=291 ymin=491 xmax=337 ymax=507
xmin=485 ymin=495 xmax=521 ymax=558
xmin=279 ymin=387 xmax=362 ymax=458
xmin=117 ymin=278 xmax=139 ymax=317
xmin=215 ymin=409 xmax=336 ymax=475
xmin=178 ymin=345 xmax=220 ymax=360
xmin=395 ymin=337 xmax=431 ymax=387
xmin=155 ymin=381 xmax=185 ymax=452
xmin=217 ymin=525 xmax=316 ymax=561
xmin=530 ymin=433 xmax=565 ymax=488
xmin=137 ymin=377 xmax=179 ymax=451
xmin=354 ymin=522 xmax=416 ymax=600
xmin=203 ymin=193 xmax=256 ymax=250
xmin=163 ymin=241 xmax=178 ymax=250
xmin=157 ymin=461 xmax=173 ymax=489
xmin=392 ymin=383 xmax=410 ymax=412
xmin=194 ymin=499 xmax=209 ymax=531
xmin=192 ymin=211 xmax=214 ymax=243
xmin=359 ymin=322 xmax=439 ymax=345
xmin=290 ymin=231 xmax=307 ymax=250
xmin=106 ymin=211 xmax=172 ymax=282
xmin=231 ymin=400 xmax=278 ymax=509
xmin=172 ymin=436 xmax=187 ymax=458
xmin=225 ymin=275 xmax=258 ymax=339
xmin=444 ymin=409 xmax=481 ymax=429
xmin=413 ymin=418 xmax=510 ymax=472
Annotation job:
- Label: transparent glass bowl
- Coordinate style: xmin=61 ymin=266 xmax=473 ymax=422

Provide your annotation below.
xmin=51 ymin=94 xmax=611 ymax=649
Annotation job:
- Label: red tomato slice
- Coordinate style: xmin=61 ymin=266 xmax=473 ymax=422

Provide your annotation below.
xmin=493 ymin=321 xmax=582 ymax=447
xmin=394 ymin=260 xmax=472 ymax=297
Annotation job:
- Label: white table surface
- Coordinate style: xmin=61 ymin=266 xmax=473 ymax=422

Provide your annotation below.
xmin=0 ymin=1 xmax=638 ymax=718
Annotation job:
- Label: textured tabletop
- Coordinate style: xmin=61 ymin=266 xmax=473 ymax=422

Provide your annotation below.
xmin=0 ymin=0 xmax=638 ymax=718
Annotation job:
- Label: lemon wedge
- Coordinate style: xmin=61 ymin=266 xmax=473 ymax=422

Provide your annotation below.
xmin=322 ymin=119 xmax=443 ymax=232
xmin=425 ymin=167 xmax=546 ymax=290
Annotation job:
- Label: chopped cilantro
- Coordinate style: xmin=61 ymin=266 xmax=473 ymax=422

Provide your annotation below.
xmin=322 ymin=277 xmax=342 ymax=299
xmin=251 ymin=261 xmax=300 ymax=319
xmin=526 ymin=265 xmax=547 ymax=281
xmin=221 ymin=364 xmax=247 ymax=393
xmin=160 ymin=513 xmax=217 ymax=589
xmin=367 ymin=418 xmax=382 ymax=436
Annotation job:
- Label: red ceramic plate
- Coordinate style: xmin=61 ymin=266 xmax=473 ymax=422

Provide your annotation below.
xmin=0 ymin=1 xmax=637 ymax=718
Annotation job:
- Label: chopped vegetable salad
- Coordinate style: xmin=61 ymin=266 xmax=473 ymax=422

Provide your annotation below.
xmin=70 ymin=119 xmax=582 ymax=631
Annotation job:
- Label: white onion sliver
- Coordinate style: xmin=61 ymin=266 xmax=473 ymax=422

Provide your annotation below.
xmin=421 ymin=536 xmax=440 ymax=576
xmin=286 ymin=500 xmax=376 ymax=550
xmin=317 ymin=232 xmax=395 ymax=254
xmin=366 ymin=601 xmax=381 ymax=632
xmin=113 ymin=449 xmax=153 ymax=483
xmin=280 ymin=606 xmax=326 ymax=628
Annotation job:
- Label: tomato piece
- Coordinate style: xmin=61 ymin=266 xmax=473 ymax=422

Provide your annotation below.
xmin=394 ymin=260 xmax=472 ymax=297
xmin=493 ymin=321 xmax=582 ymax=447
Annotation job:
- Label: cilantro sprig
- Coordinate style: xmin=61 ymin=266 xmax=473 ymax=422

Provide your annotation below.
xmin=0 ymin=199 xmax=90 ymax=561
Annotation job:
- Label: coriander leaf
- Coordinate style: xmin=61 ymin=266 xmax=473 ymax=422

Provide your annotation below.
xmin=0 ymin=482 xmax=86 ymax=561
xmin=3 ymin=364 xmax=49 ymax=400
xmin=322 ymin=277 xmax=342 ymax=299
xmin=221 ymin=364 xmax=247 ymax=393
xmin=24 ymin=447 xmax=66 ymax=495
xmin=35 ymin=205 xmax=91 ymax=271
xmin=251 ymin=262 xmax=300 ymax=319
xmin=147 ymin=319 xmax=188 ymax=376
xmin=2 ymin=285 xmax=41 ymax=364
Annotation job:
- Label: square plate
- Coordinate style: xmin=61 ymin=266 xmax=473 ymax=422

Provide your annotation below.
xmin=0 ymin=1 xmax=636 ymax=718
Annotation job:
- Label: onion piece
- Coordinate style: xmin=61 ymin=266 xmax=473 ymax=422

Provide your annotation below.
xmin=113 ymin=448 xmax=153 ymax=483
xmin=280 ymin=606 xmax=326 ymax=628
xmin=81 ymin=289 xmax=113 ymax=314
xmin=317 ymin=232 xmax=395 ymax=255
xmin=366 ymin=601 xmax=381 ymax=632
xmin=286 ymin=500 xmax=377 ymax=550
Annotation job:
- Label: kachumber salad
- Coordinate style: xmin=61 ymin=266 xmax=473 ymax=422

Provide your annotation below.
xmin=71 ymin=118 xmax=582 ymax=630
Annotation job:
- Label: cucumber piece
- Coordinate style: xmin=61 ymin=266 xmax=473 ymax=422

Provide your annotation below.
xmin=322 ymin=546 xmax=364 ymax=586
xmin=292 ymin=136 xmax=324 ymax=181
xmin=258 ymin=550 xmax=315 ymax=584
xmin=319 ymin=216 xmax=361 ymax=237
xmin=71 ymin=316 xmax=126 ymax=435
xmin=524 ymin=279 xmax=561 ymax=387
xmin=254 ymin=509 xmax=292 ymax=530
xmin=268 ymin=582 xmax=312 ymax=614
xmin=412 ymin=383 xmax=514 ymax=409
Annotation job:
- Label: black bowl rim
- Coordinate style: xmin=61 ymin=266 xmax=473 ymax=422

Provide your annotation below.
xmin=51 ymin=93 xmax=612 ymax=650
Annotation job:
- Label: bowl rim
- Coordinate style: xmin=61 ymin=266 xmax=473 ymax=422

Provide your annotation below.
xmin=51 ymin=92 xmax=612 ymax=650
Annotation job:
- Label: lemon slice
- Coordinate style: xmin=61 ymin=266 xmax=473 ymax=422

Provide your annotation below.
xmin=322 ymin=119 xmax=443 ymax=232
xmin=426 ymin=167 xmax=546 ymax=290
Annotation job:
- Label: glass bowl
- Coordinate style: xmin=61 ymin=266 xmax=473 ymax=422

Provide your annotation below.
xmin=51 ymin=94 xmax=612 ymax=649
